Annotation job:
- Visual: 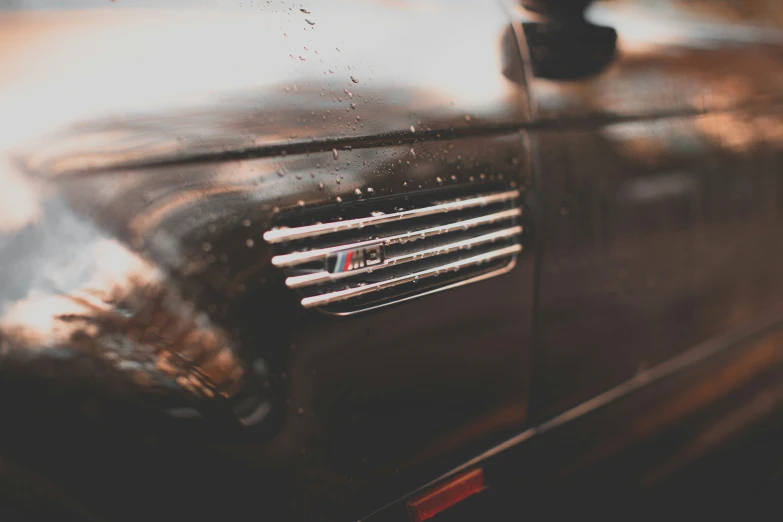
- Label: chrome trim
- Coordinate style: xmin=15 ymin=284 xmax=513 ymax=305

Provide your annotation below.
xmin=263 ymin=190 xmax=520 ymax=244
xmin=299 ymin=244 xmax=522 ymax=308
xmin=328 ymin=254 xmax=519 ymax=316
xmin=271 ymin=208 xmax=521 ymax=268
xmin=285 ymin=226 xmax=523 ymax=289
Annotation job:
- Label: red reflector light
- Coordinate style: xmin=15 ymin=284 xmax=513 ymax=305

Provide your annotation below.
xmin=406 ymin=468 xmax=485 ymax=522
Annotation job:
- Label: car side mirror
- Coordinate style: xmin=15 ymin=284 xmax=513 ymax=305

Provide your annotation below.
xmin=520 ymin=0 xmax=618 ymax=80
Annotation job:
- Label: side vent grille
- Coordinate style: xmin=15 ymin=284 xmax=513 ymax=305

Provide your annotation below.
xmin=264 ymin=185 xmax=524 ymax=315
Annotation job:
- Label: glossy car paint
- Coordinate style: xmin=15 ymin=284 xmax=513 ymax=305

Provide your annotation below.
xmin=0 ymin=0 xmax=782 ymax=521
xmin=0 ymin=1 xmax=533 ymax=521
xmin=523 ymin=1 xmax=783 ymax=421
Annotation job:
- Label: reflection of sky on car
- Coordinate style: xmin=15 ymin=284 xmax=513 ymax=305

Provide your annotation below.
xmin=589 ymin=1 xmax=783 ymax=48
xmin=0 ymin=0 xmax=514 ymax=156
xmin=596 ymin=0 xmax=783 ymax=28
xmin=529 ymin=1 xmax=783 ymax=120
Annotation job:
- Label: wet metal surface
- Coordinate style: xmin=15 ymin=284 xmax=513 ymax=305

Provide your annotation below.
xmin=0 ymin=0 xmax=783 ymax=521
xmin=519 ymin=1 xmax=783 ymax=420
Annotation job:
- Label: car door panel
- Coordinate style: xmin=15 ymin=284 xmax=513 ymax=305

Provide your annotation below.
xmin=522 ymin=0 xmax=783 ymax=420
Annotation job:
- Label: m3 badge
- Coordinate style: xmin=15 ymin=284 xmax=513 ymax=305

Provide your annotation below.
xmin=328 ymin=245 xmax=384 ymax=274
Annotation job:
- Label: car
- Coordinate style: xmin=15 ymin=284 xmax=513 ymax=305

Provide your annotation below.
xmin=1 ymin=0 xmax=782 ymax=520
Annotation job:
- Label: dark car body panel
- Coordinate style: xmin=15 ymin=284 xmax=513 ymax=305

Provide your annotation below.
xmin=523 ymin=1 xmax=783 ymax=421
xmin=0 ymin=0 xmax=783 ymax=521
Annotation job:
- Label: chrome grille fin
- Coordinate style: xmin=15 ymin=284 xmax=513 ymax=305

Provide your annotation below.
xmin=265 ymin=186 xmax=524 ymax=314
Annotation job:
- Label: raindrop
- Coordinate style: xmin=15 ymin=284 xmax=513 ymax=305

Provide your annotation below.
xmin=305 ymin=19 xmax=315 ymax=25
xmin=436 ymin=176 xmax=443 ymax=185
xmin=300 ymin=8 xmax=310 ymax=14
xmin=202 ymin=242 xmax=212 ymax=252
xmin=410 ymin=125 xmax=416 ymax=133
xmin=318 ymin=182 xmax=325 ymax=190
xmin=272 ymin=206 xmax=280 ymax=213
xmin=246 ymin=239 xmax=255 ymax=248
xmin=403 ymin=181 xmax=408 ymax=187
xmin=297 ymin=200 xmax=305 ymax=207
xmin=450 ymin=175 xmax=457 ymax=181
xmin=277 ymin=168 xmax=285 ymax=177
xmin=336 ymin=196 xmax=343 ymax=203
xmin=366 ymin=187 xmax=375 ymax=195
xmin=332 ymin=148 xmax=339 ymax=160
xmin=350 ymin=103 xmax=356 ymax=109
xmin=410 ymin=148 xmax=416 ymax=158
xmin=354 ymin=188 xmax=362 ymax=196
xmin=464 ymin=115 xmax=472 ymax=122
xmin=242 ymin=219 xmax=251 ymax=227
xmin=297 ymin=407 xmax=305 ymax=414
xmin=350 ymin=75 xmax=359 ymax=83
xmin=371 ymin=211 xmax=385 ymax=217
